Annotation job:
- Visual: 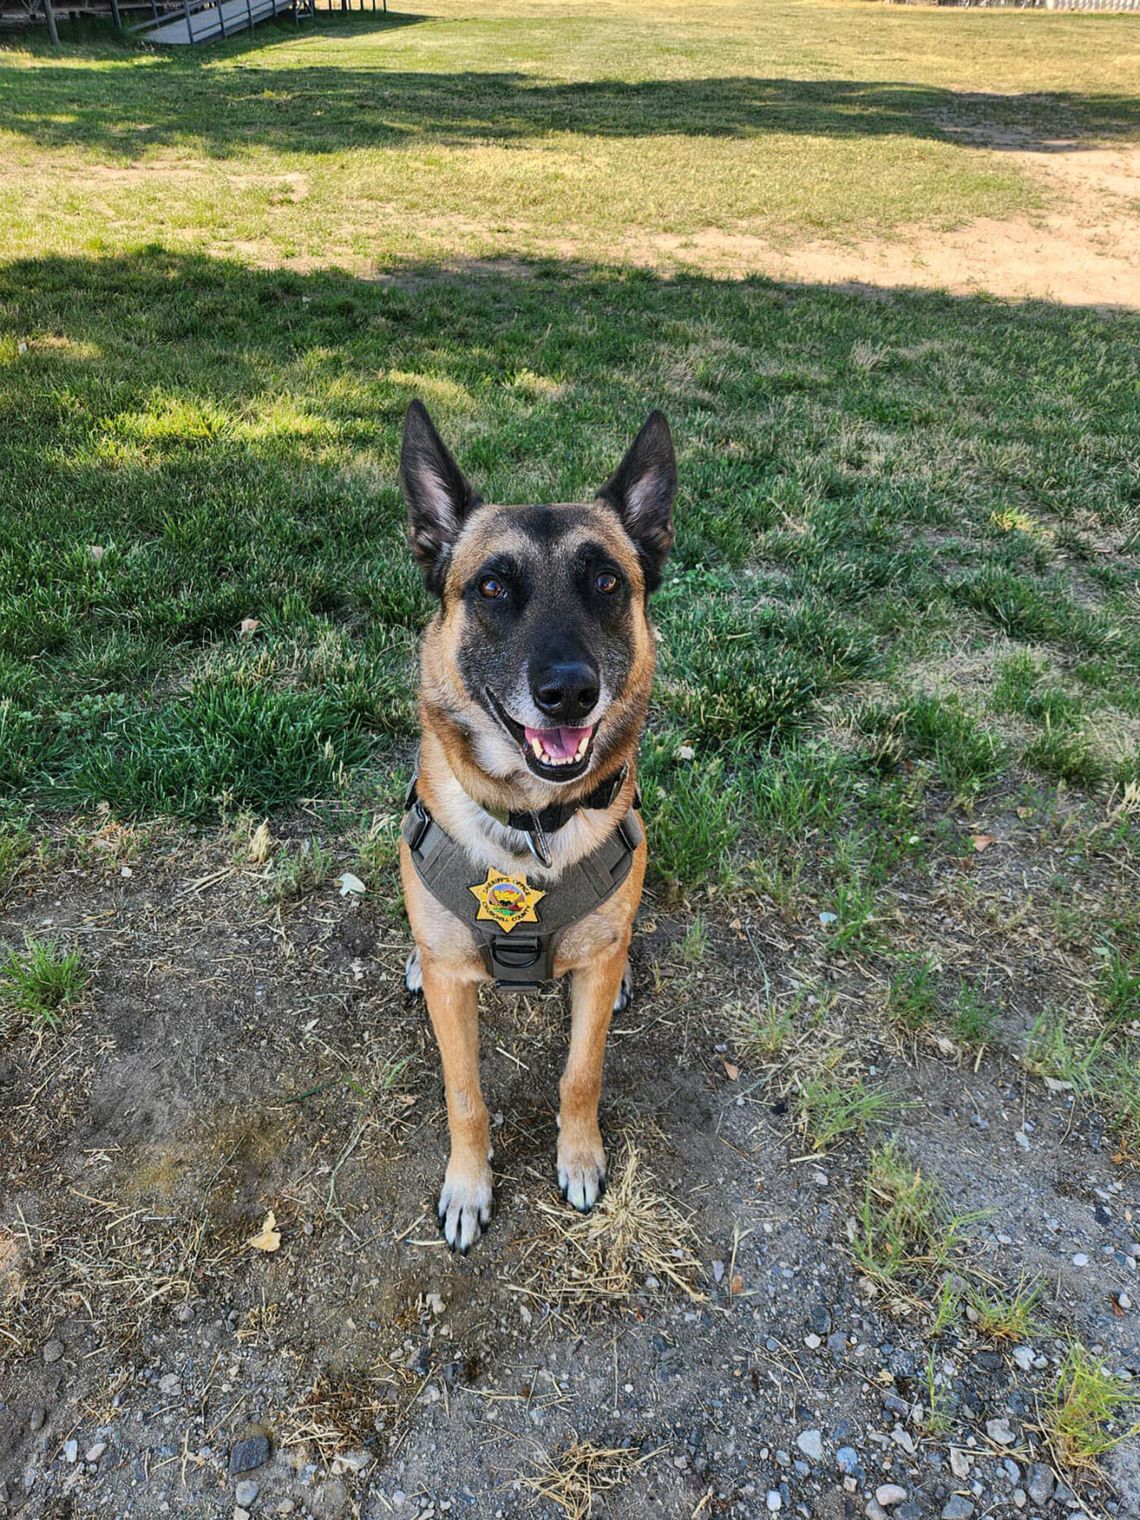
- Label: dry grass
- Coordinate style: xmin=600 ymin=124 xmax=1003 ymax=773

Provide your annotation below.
xmin=520 ymin=1438 xmax=660 ymax=1520
xmin=521 ymin=1141 xmax=705 ymax=1309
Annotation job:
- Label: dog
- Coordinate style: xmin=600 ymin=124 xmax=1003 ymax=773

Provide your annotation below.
xmin=397 ymin=399 xmax=676 ymax=1252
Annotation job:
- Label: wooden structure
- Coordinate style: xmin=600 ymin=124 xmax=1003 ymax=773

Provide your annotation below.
xmin=0 ymin=0 xmax=356 ymax=42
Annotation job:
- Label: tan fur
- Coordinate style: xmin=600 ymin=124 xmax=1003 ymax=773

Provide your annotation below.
xmin=401 ymin=498 xmax=656 ymax=1248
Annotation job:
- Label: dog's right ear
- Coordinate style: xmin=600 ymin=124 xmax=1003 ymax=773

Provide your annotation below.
xmin=399 ymin=399 xmax=482 ymax=596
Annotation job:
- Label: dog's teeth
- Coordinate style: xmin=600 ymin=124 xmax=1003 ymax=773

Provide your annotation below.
xmin=531 ymin=738 xmax=544 ymax=759
xmin=576 ymin=735 xmax=589 ymax=756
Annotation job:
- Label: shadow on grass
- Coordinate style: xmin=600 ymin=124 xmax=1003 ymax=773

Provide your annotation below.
xmin=1 ymin=49 xmax=1136 ymax=158
xmin=0 ymin=248 xmax=1136 ymax=816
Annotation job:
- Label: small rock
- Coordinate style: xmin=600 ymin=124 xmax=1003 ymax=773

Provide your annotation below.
xmin=941 ymin=1500 xmax=974 ymax=1520
xmin=235 ymin=1480 xmax=259 ymax=1507
xmin=331 ymin=1449 xmax=372 ymax=1476
xmin=234 ymin=1509 xmax=250 ymax=1520
xmin=985 ymin=1418 xmax=1016 ymax=1446
xmin=28 ymin=1408 xmax=46 ymax=1433
xmin=865 ymin=1504 xmax=889 ymax=1520
xmin=675 ymin=745 xmax=696 ymax=763
xmin=229 ymin=1435 xmax=271 ymax=1475
xmin=1118 ymin=1292 xmax=1132 ymax=1311
xmin=42 ymin=1340 xmax=63 ymax=1365
xmin=1072 ymin=1253 xmax=1089 ymax=1268
xmin=63 ymin=1440 xmax=78 ymax=1464
xmin=158 ymin=1374 xmax=182 ymax=1396
xmin=891 ymin=1425 xmax=916 ymax=1454
xmin=836 ymin=1446 xmax=860 ymax=1475
xmin=804 ymin=1334 xmax=822 ymax=1350
xmin=876 ymin=1485 xmax=907 ymax=1508
xmin=712 ymin=1260 xmax=726 ymax=1283
xmin=1012 ymin=1346 xmax=1035 ymax=1372
xmin=949 ymin=1448 xmax=971 ymax=1480
xmin=1026 ymin=1464 xmax=1055 ymax=1504
xmin=796 ymin=1429 xmax=823 ymax=1462
xmin=176 ymin=1304 xmax=195 ymax=1323
xmin=766 ymin=1492 xmax=782 ymax=1512
xmin=85 ymin=1442 xmax=107 ymax=1463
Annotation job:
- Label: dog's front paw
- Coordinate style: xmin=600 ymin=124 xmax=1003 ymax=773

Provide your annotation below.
xmin=557 ymin=1129 xmax=607 ymax=1213
xmin=438 ymin=1158 xmax=493 ymax=1254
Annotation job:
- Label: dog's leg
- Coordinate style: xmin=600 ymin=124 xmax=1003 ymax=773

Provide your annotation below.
xmin=558 ymin=939 xmax=629 ymax=1212
xmin=421 ymin=963 xmax=492 ymax=1253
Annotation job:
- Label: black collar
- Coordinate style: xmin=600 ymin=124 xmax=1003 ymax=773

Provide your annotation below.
xmin=405 ymin=761 xmax=631 ymax=861
xmin=502 ymin=765 xmax=629 ymax=835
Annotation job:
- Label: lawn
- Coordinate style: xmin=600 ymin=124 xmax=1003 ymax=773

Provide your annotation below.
xmin=2 ymin=2 xmax=1140 ymax=1514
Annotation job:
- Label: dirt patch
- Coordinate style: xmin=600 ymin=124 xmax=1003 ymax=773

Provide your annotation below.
xmin=1 ymin=815 xmax=1138 ymax=1518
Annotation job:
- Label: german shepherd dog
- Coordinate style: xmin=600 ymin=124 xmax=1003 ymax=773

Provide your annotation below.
xmin=398 ymin=401 xmax=676 ymax=1252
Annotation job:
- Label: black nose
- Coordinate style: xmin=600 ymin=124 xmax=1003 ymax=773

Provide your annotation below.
xmin=531 ymin=661 xmax=600 ymax=721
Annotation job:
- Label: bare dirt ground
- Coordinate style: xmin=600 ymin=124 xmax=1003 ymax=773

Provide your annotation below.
xmin=1 ymin=794 xmax=1138 ymax=1520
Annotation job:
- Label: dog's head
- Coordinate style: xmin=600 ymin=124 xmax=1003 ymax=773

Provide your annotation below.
xmin=399 ymin=400 xmax=676 ymax=789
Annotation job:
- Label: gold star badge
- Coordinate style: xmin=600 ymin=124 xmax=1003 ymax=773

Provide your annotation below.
xmin=469 ymin=867 xmax=545 ymax=933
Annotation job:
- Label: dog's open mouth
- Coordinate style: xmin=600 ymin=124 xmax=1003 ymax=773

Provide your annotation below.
xmin=486 ymin=689 xmax=597 ymax=782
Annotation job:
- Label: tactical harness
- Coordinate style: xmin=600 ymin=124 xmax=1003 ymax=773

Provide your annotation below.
xmin=401 ymin=767 xmax=643 ymax=992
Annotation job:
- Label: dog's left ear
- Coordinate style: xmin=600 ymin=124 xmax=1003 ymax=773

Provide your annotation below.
xmin=597 ymin=410 xmax=676 ymax=594
xmin=399 ymin=399 xmax=483 ymax=596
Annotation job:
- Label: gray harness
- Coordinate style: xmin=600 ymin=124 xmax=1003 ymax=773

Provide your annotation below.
xmin=402 ymin=781 xmax=642 ymax=991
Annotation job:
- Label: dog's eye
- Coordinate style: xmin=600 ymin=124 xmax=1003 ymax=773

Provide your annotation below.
xmin=595 ymin=571 xmax=620 ymax=595
xmin=478 ymin=576 xmax=506 ymax=600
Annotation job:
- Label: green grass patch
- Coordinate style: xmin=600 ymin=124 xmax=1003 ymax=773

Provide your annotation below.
xmin=796 ymin=1065 xmax=895 ymax=1152
xmin=1 ymin=936 xmax=88 ymax=1027
xmin=885 ymin=955 xmax=939 ymax=1032
xmin=858 ymin=694 xmax=1007 ymax=796
xmin=1045 ymin=1342 xmax=1140 ymax=1474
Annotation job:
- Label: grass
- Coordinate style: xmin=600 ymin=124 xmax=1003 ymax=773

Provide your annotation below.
xmin=965 ymin=1279 xmax=1040 ymax=1344
xmin=1044 ymin=1342 xmax=1140 ymax=1474
xmin=10 ymin=0 xmax=1140 ymax=271
xmin=0 ymin=824 xmax=32 ymax=892
xmin=267 ymin=836 xmax=335 ymax=900
xmin=851 ymin=1142 xmax=972 ymax=1296
xmin=0 ymin=248 xmax=1136 ymax=873
xmin=885 ymin=955 xmax=939 ymax=1032
xmin=0 ymin=937 xmax=88 ymax=1026
xmin=796 ymin=1066 xmax=895 ymax=1152
xmin=949 ymin=981 xmax=1002 ymax=1049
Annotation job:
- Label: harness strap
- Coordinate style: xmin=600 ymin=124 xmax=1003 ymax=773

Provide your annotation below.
xmin=401 ymin=800 xmax=643 ymax=991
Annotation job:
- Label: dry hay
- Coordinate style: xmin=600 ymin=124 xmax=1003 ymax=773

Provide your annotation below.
xmin=280 ymin=1356 xmax=421 ymax=1465
xmin=520 ymin=1438 xmax=660 ymax=1520
xmin=521 ymin=1140 xmax=705 ymax=1309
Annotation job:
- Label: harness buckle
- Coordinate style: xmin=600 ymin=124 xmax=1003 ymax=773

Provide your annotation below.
xmin=406 ymin=800 xmax=432 ymax=854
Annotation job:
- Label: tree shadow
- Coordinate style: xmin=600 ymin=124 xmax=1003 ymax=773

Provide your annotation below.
xmin=1 ymin=49 xmax=1135 ymax=158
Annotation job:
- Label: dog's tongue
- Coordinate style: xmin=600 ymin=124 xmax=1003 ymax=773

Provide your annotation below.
xmin=524 ymin=723 xmax=592 ymax=760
